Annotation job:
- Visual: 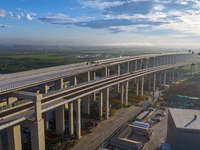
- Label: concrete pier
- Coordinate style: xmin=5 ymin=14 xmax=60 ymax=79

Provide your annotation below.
xmin=140 ymin=76 xmax=144 ymax=96
xmin=99 ymin=90 xmax=103 ymax=118
xmin=163 ymin=70 xmax=166 ymax=86
xmin=69 ymin=102 xmax=74 ymax=135
xmin=7 ymin=125 xmax=22 ymax=150
xmin=114 ymin=64 xmax=120 ymax=95
xmin=75 ymin=99 xmax=81 ymax=140
xmin=136 ymin=78 xmax=139 ymax=96
xmin=120 ymin=83 xmax=124 ymax=105
xmin=124 ymin=81 xmax=128 ymax=106
xmin=104 ymin=88 xmax=109 ymax=120
xmin=153 ymin=73 xmax=156 ymax=92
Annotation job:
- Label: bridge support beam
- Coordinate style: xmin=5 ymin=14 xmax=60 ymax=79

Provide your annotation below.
xmin=99 ymin=90 xmax=103 ymax=118
xmin=130 ymin=60 xmax=136 ymax=72
xmin=140 ymin=76 xmax=144 ymax=96
xmin=180 ymin=67 xmax=183 ymax=80
xmin=101 ymin=67 xmax=107 ymax=77
xmin=0 ymin=131 xmax=2 ymax=150
xmin=149 ymin=57 xmax=154 ymax=67
xmin=82 ymin=95 xmax=90 ymax=115
xmin=163 ymin=70 xmax=166 ymax=86
xmin=143 ymin=58 xmax=147 ymax=69
xmin=39 ymin=83 xmax=49 ymax=131
xmin=153 ymin=73 xmax=156 ymax=92
xmin=172 ymin=68 xmax=175 ymax=82
xmin=148 ymin=74 xmax=152 ymax=91
xmin=90 ymin=71 xmax=96 ymax=101
xmin=120 ymin=83 xmax=124 ymax=105
xmin=56 ymin=105 xmax=65 ymax=135
xmin=136 ymin=78 xmax=139 ymax=96
xmin=70 ymin=76 xmax=77 ymax=86
xmin=69 ymin=102 xmax=74 ymax=135
xmin=114 ymin=64 xmax=120 ymax=95
xmin=55 ymin=78 xmax=65 ymax=135
xmin=75 ymin=99 xmax=81 ymax=140
xmin=125 ymin=81 xmax=129 ymax=106
xmin=104 ymin=88 xmax=109 ymax=120
xmin=137 ymin=59 xmax=141 ymax=70
xmin=124 ymin=62 xmax=129 ymax=73
xmin=159 ymin=72 xmax=162 ymax=85
xmin=7 ymin=125 xmax=22 ymax=150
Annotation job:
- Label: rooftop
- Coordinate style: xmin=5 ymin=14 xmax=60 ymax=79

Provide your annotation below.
xmin=169 ymin=108 xmax=200 ymax=130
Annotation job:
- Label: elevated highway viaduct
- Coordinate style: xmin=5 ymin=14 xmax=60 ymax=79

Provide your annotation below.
xmin=0 ymin=52 xmax=199 ymax=150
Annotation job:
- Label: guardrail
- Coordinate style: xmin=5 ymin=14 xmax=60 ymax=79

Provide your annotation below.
xmin=43 ymin=74 xmax=118 ymax=97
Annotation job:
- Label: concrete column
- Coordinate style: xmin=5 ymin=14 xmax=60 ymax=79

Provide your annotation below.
xmin=159 ymin=72 xmax=162 ymax=85
xmin=7 ymin=125 xmax=22 ymax=150
xmin=155 ymin=57 xmax=158 ymax=67
xmin=120 ymin=83 xmax=124 ymax=104
xmin=143 ymin=58 xmax=147 ymax=69
xmin=181 ymin=67 xmax=183 ymax=80
xmin=158 ymin=56 xmax=162 ymax=66
xmin=55 ymin=78 xmax=64 ymax=90
xmin=137 ymin=59 xmax=141 ymax=70
xmin=162 ymin=56 xmax=165 ymax=65
xmin=56 ymin=105 xmax=65 ymax=135
xmin=153 ymin=73 xmax=156 ymax=92
xmin=125 ymin=81 xmax=129 ymax=106
xmin=114 ymin=64 xmax=120 ymax=95
xmin=136 ymin=78 xmax=139 ymax=96
xmin=6 ymin=97 xmax=18 ymax=107
xmin=75 ymin=99 xmax=81 ymax=140
xmin=149 ymin=57 xmax=154 ymax=67
xmin=0 ymin=131 xmax=2 ymax=150
xmin=82 ymin=95 xmax=90 ymax=115
xmin=82 ymin=71 xmax=90 ymax=115
xmin=104 ymin=88 xmax=109 ymax=120
xmin=148 ymin=74 xmax=152 ymax=91
xmin=163 ymin=70 xmax=166 ymax=86
xmin=172 ymin=68 xmax=175 ymax=82
xmin=30 ymin=119 xmax=45 ymax=150
xmin=130 ymin=60 xmax=136 ymax=72
xmin=172 ymin=55 xmax=174 ymax=64
xmin=39 ymin=83 xmax=49 ymax=131
xmin=107 ymin=67 xmax=110 ymax=76
xmin=90 ymin=71 xmax=96 ymax=101
xmin=69 ymin=102 xmax=74 ymax=135
xmin=178 ymin=67 xmax=181 ymax=80
xmin=165 ymin=56 xmax=168 ymax=65
xmin=23 ymin=94 xmax=45 ymax=150
xmin=140 ymin=77 xmax=144 ymax=96
xmin=101 ymin=67 xmax=107 ymax=77
xmin=99 ymin=90 xmax=103 ymax=118
xmin=169 ymin=69 xmax=172 ymax=82
xmin=124 ymin=62 xmax=129 ymax=73
xmin=55 ymin=78 xmax=65 ymax=135
xmin=70 ymin=76 xmax=77 ymax=86
xmin=39 ymin=83 xmax=48 ymax=93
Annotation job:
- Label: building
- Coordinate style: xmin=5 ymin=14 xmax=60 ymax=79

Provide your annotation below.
xmin=167 ymin=108 xmax=200 ymax=150
xmin=110 ymin=122 xmax=153 ymax=150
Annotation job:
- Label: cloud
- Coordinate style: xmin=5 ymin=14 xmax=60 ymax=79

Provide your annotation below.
xmin=0 ymin=24 xmax=19 ymax=28
xmin=75 ymin=18 xmax=166 ymax=29
xmin=24 ymin=13 xmax=33 ymax=20
xmin=103 ymin=1 xmax=154 ymax=15
xmin=37 ymin=13 xmax=77 ymax=24
xmin=0 ymin=9 xmax=6 ymax=17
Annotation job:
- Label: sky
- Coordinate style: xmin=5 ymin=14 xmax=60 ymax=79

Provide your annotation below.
xmin=0 ymin=0 xmax=200 ymax=48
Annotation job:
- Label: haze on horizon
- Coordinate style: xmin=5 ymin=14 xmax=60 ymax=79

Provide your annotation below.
xmin=1 ymin=0 xmax=200 ymax=49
